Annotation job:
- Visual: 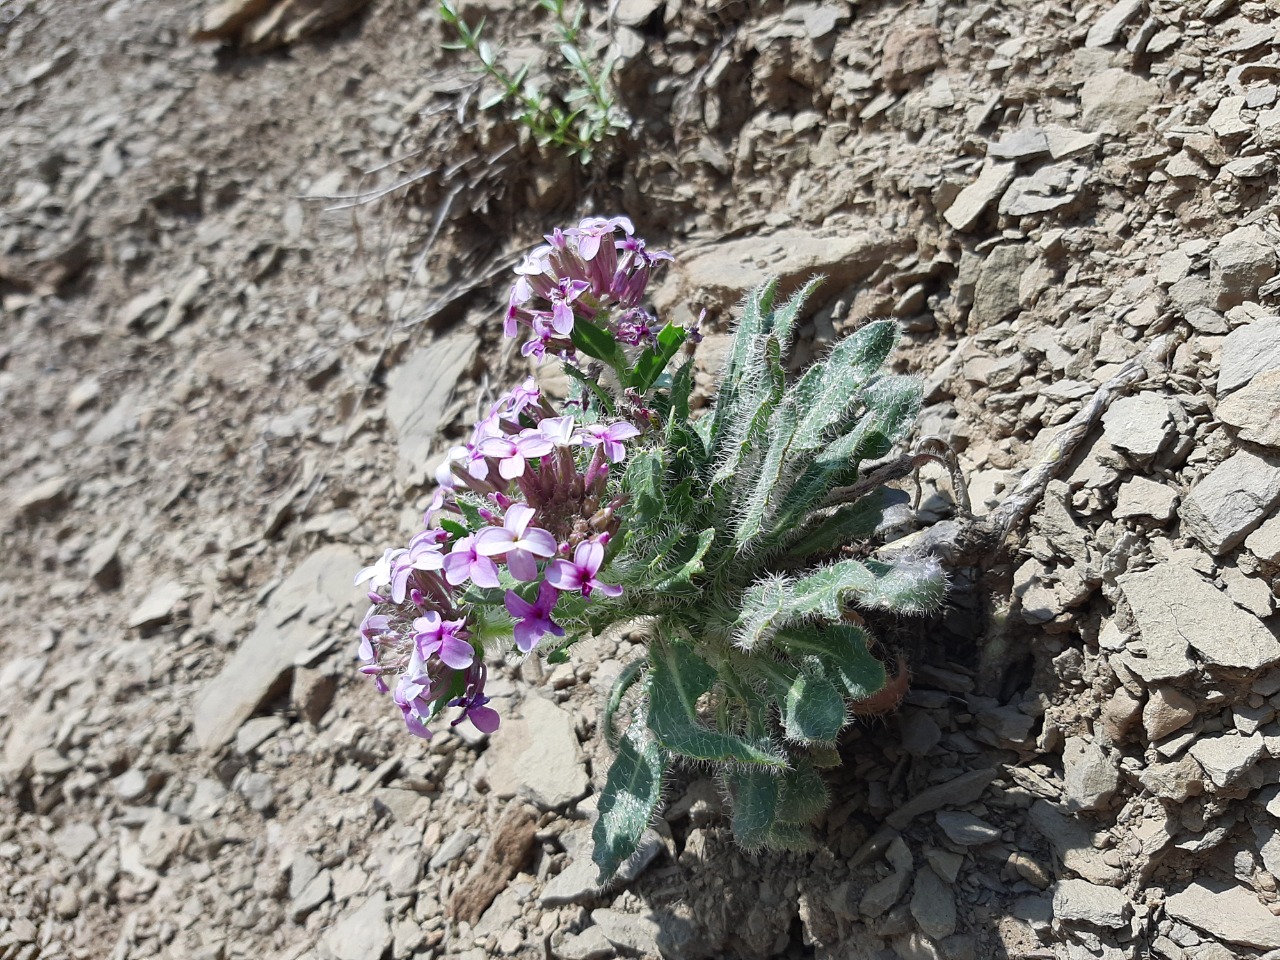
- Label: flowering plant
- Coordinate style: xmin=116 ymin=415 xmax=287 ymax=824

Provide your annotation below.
xmin=356 ymin=216 xmax=946 ymax=880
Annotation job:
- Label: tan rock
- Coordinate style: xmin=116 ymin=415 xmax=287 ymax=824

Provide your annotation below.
xmin=1143 ymin=686 xmax=1196 ymax=741
xmin=1217 ymin=369 xmax=1280 ymax=448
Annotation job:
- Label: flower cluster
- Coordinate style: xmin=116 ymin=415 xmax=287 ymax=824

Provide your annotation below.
xmin=356 ymin=216 xmax=676 ymax=740
xmin=506 ymin=216 xmax=673 ymax=360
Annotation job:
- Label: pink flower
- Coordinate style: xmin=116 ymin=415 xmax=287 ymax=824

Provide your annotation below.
xmin=477 ymin=429 xmax=555 ymax=480
xmin=412 ymin=612 xmax=475 ymax=671
xmin=442 ymin=534 xmax=501 ymax=589
xmin=389 ymin=531 xmax=445 ymax=604
xmin=577 ymin=421 xmax=641 ymax=464
xmin=504 ymin=580 xmax=565 ymax=653
xmin=474 ymin=503 xmax=558 ymax=580
xmin=393 ymin=676 xmax=434 ymax=739
xmin=545 ymin=539 xmax=623 ymax=599
xmin=354 ymin=548 xmax=405 ymax=590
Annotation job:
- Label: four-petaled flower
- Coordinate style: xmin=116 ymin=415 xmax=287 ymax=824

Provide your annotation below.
xmin=578 ymin=421 xmax=641 ymax=463
xmin=412 ymin=612 xmax=475 ymax=671
xmin=442 ymin=534 xmax=501 ymax=589
xmin=504 ymin=580 xmax=565 ymax=653
xmin=546 ymin=539 xmax=624 ymax=599
xmin=474 ymin=503 xmax=558 ymax=581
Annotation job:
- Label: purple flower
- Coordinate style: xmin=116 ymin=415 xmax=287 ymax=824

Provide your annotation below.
xmin=450 ymin=665 xmax=501 ymax=733
xmin=504 ymin=580 xmax=565 ymax=653
xmin=358 ymin=609 xmax=390 ymax=664
xmin=412 ymin=612 xmax=475 ymax=671
xmin=442 ymin=534 xmax=501 ymax=589
xmin=577 ymin=421 xmax=641 ymax=464
xmin=537 ymin=416 xmax=579 ymax=447
xmin=545 ymin=539 xmax=623 ymax=599
xmin=389 ymin=532 xmax=445 ymax=604
xmin=393 ymin=676 xmax=434 ymax=739
xmin=476 ymin=428 xmax=555 ymax=480
xmin=474 ymin=503 xmax=558 ymax=580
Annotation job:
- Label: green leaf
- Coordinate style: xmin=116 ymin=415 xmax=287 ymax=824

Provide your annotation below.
xmin=592 ymin=716 xmax=668 ymax=882
xmin=647 ymin=637 xmax=787 ymax=767
xmin=438 ymin=518 xmax=469 ymax=539
xmin=570 ymin=320 xmax=626 ymax=369
xmin=733 ymin=395 xmax=798 ymax=546
xmin=621 ymin=447 xmax=664 ymax=524
xmin=629 ymin=323 xmax=689 ymax=394
xmin=766 ymin=276 xmax=823 ymax=355
xmin=603 ymin=659 xmax=646 ymax=748
xmin=775 ymin=623 xmax=886 ymax=700
xmin=782 ymin=666 xmax=848 ymax=744
xmin=728 ymin=767 xmax=779 ymax=850
xmin=732 ymin=574 xmax=794 ymax=652
xmin=650 ymin=528 xmax=715 ymax=593
xmin=780 ymin=488 xmax=905 ymax=561
xmin=790 ymin=320 xmax=899 ymax=453
xmin=707 ymin=280 xmax=777 ymax=451
xmin=777 ymin=760 xmax=829 ymax=824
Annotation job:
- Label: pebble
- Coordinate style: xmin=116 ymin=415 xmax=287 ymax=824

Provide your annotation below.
xmin=1210 ymin=225 xmax=1277 ymax=309
xmin=1080 ymin=68 xmax=1159 ymax=133
xmin=590 ymin=908 xmax=662 ymax=956
xmin=1216 ymin=368 xmax=1280 ymax=447
xmin=1188 ymin=733 xmax=1266 ymax=788
xmin=1180 ymin=450 xmax=1280 ymax=555
xmin=1061 ymin=736 xmax=1119 ymax=812
xmin=386 ymin=332 xmax=479 ymax=487
xmin=1052 ymin=878 xmax=1129 ymax=929
xmin=1217 ymin=316 xmax=1280 ymax=394
xmin=934 ymin=811 xmax=1000 ymax=846
xmin=192 ymin=545 xmax=362 ymax=750
xmin=325 ymin=893 xmax=392 ymax=960
xmin=485 ymin=695 xmax=590 ymax=809
xmin=1143 ymin=686 xmax=1196 ymax=741
xmin=1118 ymin=558 xmax=1280 ymax=678
xmin=16 ymin=475 xmax=75 ymax=520
xmin=911 ymin=866 xmax=957 ymax=940
xmin=943 ymin=162 xmax=1016 ymax=231
xmin=1165 ymin=880 xmax=1280 ymax=949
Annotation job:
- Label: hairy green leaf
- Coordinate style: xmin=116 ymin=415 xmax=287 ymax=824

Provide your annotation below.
xmin=780 ymin=488 xmax=906 ymax=561
xmin=775 ymin=623 xmax=886 ymax=700
xmin=782 ymin=666 xmax=848 ymax=744
xmin=592 ymin=716 xmax=667 ymax=882
xmin=728 ymin=767 xmax=779 ymax=850
xmin=603 ymin=659 xmax=646 ymax=748
xmin=648 ymin=637 xmax=787 ymax=767
xmin=777 ymin=760 xmax=829 ymax=824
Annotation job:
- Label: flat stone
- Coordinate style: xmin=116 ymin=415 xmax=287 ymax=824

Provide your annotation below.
xmin=1085 ymin=0 xmax=1143 ymax=48
xmin=192 ymin=545 xmax=363 ymax=750
xmin=1247 ymin=515 xmax=1280 ymax=563
xmin=1052 ymin=879 xmax=1129 ymax=929
xmin=1061 ymin=737 xmax=1119 ymax=812
xmin=127 ymin=580 xmax=186 ymax=631
xmin=998 ymin=163 xmax=1087 ymax=216
xmin=860 ymin=867 xmax=912 ymax=919
xmin=1044 ymin=125 xmax=1101 ymax=160
xmin=935 ymin=810 xmax=1000 ymax=846
xmin=540 ymin=851 xmax=600 ymax=907
xmin=970 ymin=244 xmax=1027 ymax=328
xmin=911 ymin=866 xmax=957 ymax=940
xmin=590 ymin=908 xmax=661 ymax=956
xmin=943 ymin=161 xmax=1016 ymax=231
xmin=613 ymin=0 xmax=662 ymax=28
xmin=1102 ymin=393 xmax=1173 ymax=460
xmin=1028 ymin=801 xmax=1122 ymax=885
xmin=387 ymin=332 xmax=478 ymax=486
xmin=1180 ymin=449 xmax=1280 ymax=554
xmin=554 ymin=925 xmax=615 ymax=960
xmin=1120 ymin=559 xmax=1280 ymax=675
xmin=1218 ymin=368 xmax=1280 ymax=447
xmin=1166 ymin=880 xmax=1280 ymax=949
xmin=1218 ymin=316 xmax=1280 ymax=394
xmin=1210 ymin=225 xmax=1277 ymax=309
xmin=15 ymin=475 xmax=75 ymax=520
xmin=486 ymin=696 xmax=590 ymax=809
xmin=1188 ymin=733 xmax=1266 ymax=788
xmin=988 ymin=128 xmax=1050 ymax=162
xmin=1143 ymin=686 xmax=1196 ymax=741
xmin=448 ymin=802 xmax=539 ymax=924
xmin=325 ymin=893 xmax=391 ymax=960
xmin=886 ymin=768 xmax=998 ymax=829
xmin=1114 ymin=477 xmax=1177 ymax=521
xmin=1137 ymin=754 xmax=1204 ymax=803
xmin=1081 ymin=68 xmax=1159 ymax=133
